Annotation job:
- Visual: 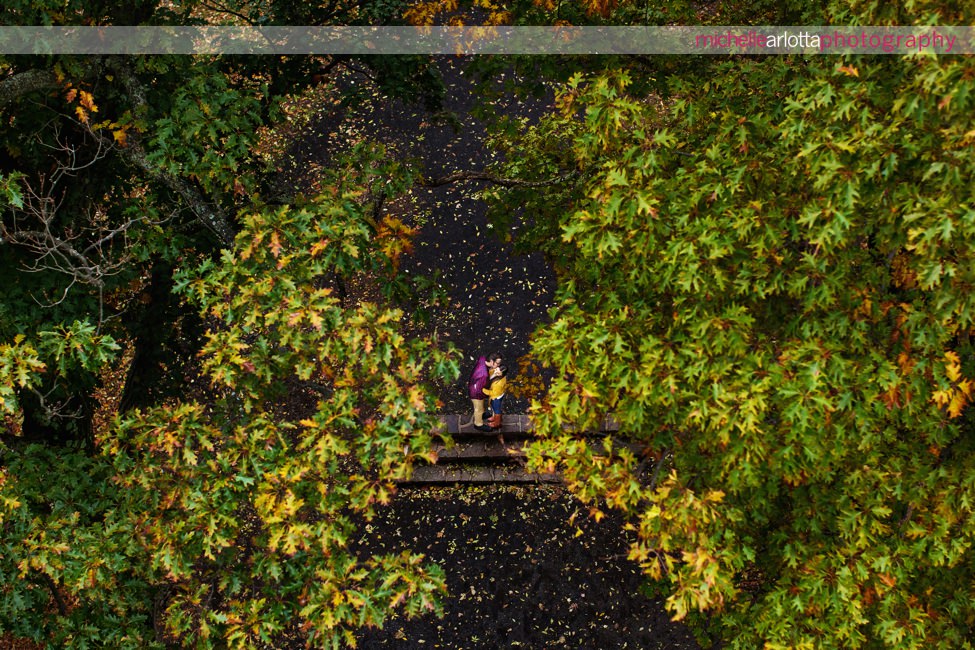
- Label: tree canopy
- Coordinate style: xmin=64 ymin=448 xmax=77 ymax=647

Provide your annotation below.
xmin=487 ymin=3 xmax=975 ymax=646
xmin=4 ymin=0 xmax=975 ymax=647
xmin=0 ymin=2 xmax=455 ymax=646
xmin=1 ymin=143 xmax=458 ymax=647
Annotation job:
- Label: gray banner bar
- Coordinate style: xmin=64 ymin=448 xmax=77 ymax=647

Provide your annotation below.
xmin=0 ymin=26 xmax=971 ymax=55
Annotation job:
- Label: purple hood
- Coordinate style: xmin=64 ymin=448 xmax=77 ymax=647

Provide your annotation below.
xmin=468 ymin=356 xmax=488 ymax=399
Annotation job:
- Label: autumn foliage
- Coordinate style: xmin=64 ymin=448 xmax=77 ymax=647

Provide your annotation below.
xmin=1 ymin=146 xmax=458 ymax=648
xmin=3 ymin=0 xmax=975 ymax=647
xmin=507 ymin=42 xmax=975 ymax=650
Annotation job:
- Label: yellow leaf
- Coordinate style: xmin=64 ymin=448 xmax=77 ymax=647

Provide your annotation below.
xmin=948 ymin=391 xmax=968 ymax=418
xmin=308 ymin=311 xmax=323 ymax=331
xmin=959 ymin=379 xmax=973 ymax=397
xmin=79 ymin=90 xmax=98 ymax=112
xmin=408 ymin=386 xmax=426 ymax=410
xmin=945 ymin=357 xmax=962 ymax=382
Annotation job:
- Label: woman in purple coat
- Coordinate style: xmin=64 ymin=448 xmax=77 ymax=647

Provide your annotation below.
xmin=467 ymin=352 xmax=502 ymax=431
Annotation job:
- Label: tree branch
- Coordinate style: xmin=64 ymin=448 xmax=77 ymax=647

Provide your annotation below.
xmin=898 ymin=504 xmax=915 ymax=538
xmin=40 ymin=573 xmax=69 ymax=616
xmin=5 ymin=229 xmax=100 ymax=281
xmin=420 ymin=170 xmax=577 ymax=188
xmin=301 ymin=380 xmax=335 ymax=398
xmin=0 ymin=69 xmax=60 ymax=110
xmin=648 ymin=448 xmax=671 ymax=493
xmin=119 ymin=142 xmax=236 ymax=246
xmin=0 ymin=60 xmax=106 ymax=111
xmin=197 ymin=0 xmax=260 ymax=26
xmin=101 ymin=61 xmax=237 ymax=246
xmin=0 ymin=135 xmax=175 ymax=312
xmin=1 ymin=61 xmax=236 ymax=247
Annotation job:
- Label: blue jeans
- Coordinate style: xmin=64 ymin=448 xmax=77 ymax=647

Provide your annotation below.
xmin=490 ymin=397 xmax=503 ymax=415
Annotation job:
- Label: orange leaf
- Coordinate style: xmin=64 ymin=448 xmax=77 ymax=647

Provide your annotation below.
xmin=79 ymin=90 xmax=98 ymax=113
xmin=310 ymin=239 xmax=330 ymax=257
xmin=897 ymin=352 xmax=915 ymax=375
xmin=270 ymin=231 xmax=282 ymax=258
xmin=408 ymin=386 xmax=426 ymax=410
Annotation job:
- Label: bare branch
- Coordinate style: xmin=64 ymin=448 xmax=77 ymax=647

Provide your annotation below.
xmin=31 ymin=386 xmax=84 ymax=422
xmin=40 ymin=126 xmax=112 ymax=184
xmin=3 ymin=154 xmax=116 ymax=284
xmin=0 ymin=141 xmax=171 ymax=310
xmin=196 ymin=0 xmax=261 ymax=26
xmin=337 ymin=60 xmax=379 ymax=84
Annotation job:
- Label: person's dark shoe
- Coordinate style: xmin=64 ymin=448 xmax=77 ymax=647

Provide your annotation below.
xmin=473 ymin=424 xmax=492 ymax=432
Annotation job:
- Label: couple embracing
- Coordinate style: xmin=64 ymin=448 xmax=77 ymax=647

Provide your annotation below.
xmin=465 ymin=352 xmax=507 ymax=432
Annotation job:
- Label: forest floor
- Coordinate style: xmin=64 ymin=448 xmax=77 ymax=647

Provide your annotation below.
xmin=280 ymin=57 xmax=707 ymax=650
